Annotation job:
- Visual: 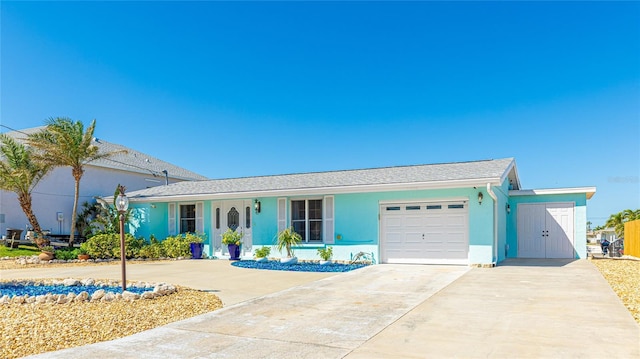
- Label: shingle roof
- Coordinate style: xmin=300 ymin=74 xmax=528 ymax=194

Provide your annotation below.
xmin=3 ymin=126 xmax=208 ymax=181
xmin=124 ymin=158 xmax=519 ymax=200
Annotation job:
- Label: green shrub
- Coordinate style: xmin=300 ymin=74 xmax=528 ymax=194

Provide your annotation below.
xmin=83 ymin=233 xmax=144 ymax=259
xmin=184 ymin=232 xmax=206 ymax=243
xmin=139 ymin=241 xmax=166 ymax=259
xmin=83 ymin=233 xmax=118 ymax=259
xmin=222 ymin=229 xmax=243 ymax=245
xmin=162 ymin=234 xmax=191 ymax=258
xmin=317 ymin=246 xmax=333 ymax=261
xmin=55 ymin=248 xmax=80 ymax=260
xmin=124 ymin=236 xmax=145 ymax=258
xmin=254 ymin=246 xmax=271 ymax=258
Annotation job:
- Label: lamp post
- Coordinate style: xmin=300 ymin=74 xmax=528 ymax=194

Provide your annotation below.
xmin=115 ymin=185 xmax=129 ymax=291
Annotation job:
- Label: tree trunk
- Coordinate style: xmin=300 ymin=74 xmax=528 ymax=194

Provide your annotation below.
xmin=69 ymin=166 xmax=83 ymax=247
xmin=18 ymin=192 xmax=42 ymax=233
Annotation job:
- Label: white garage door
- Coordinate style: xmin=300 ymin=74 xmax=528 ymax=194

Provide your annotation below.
xmin=380 ymin=201 xmax=469 ymax=265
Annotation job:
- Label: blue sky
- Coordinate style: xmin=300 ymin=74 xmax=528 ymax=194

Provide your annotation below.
xmin=1 ymin=1 xmax=638 ymax=226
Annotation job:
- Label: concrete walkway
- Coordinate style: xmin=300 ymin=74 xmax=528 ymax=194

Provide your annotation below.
xmin=0 ymin=260 xmax=334 ymax=306
xmin=11 ymin=259 xmax=640 ymax=358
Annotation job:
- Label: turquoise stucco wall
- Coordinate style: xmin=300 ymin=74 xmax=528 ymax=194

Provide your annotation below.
xmin=128 ymin=187 xmax=498 ymax=264
xmin=248 ymin=187 xmax=495 ymax=264
xmin=128 ymin=203 xmax=167 ymax=240
xmin=507 ymin=193 xmax=588 ymax=259
xmin=252 ymin=197 xmax=279 ymax=246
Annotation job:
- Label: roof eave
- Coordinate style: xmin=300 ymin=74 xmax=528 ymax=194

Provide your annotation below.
xmin=127 ymin=177 xmax=504 ymax=203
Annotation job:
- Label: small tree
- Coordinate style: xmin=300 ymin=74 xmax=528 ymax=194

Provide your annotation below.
xmin=276 ymin=227 xmax=302 ymax=258
xmin=0 ymin=134 xmax=51 ymax=242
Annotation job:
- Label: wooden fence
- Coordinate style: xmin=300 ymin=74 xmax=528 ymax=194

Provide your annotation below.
xmin=624 ymin=219 xmax=640 ymax=258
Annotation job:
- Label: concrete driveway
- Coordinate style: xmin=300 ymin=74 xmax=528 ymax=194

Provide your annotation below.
xmin=14 ymin=259 xmax=640 ymax=358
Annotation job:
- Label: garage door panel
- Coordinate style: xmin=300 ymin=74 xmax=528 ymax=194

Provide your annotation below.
xmin=381 ymin=201 xmax=468 ymax=264
xmin=445 ymin=214 xmax=466 ymax=227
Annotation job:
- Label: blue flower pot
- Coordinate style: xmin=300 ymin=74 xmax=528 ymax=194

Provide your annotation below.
xmin=190 ymin=242 xmax=204 ymax=259
xmin=228 ymin=244 xmax=241 ymax=260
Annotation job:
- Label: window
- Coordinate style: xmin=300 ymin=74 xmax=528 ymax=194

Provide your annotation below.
xmin=180 ymin=204 xmax=196 ymax=233
xmin=245 ymin=206 xmax=251 ymax=228
xmin=406 ymin=206 xmax=420 ymax=210
xmin=227 ymin=207 xmax=239 ymax=231
xmin=291 ymin=199 xmax=323 ymax=242
xmin=215 ymin=208 xmax=220 ymax=229
xmin=386 ymin=206 xmax=401 ymax=211
xmin=426 ymin=205 xmax=442 ymax=210
xmin=448 ymin=204 xmax=464 ymax=209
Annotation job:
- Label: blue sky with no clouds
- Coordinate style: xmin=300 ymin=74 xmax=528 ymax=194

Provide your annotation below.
xmin=1 ymin=1 xmax=639 ymax=225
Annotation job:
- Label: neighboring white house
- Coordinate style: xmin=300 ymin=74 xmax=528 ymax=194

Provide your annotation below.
xmin=594 ymin=227 xmax=618 ymax=244
xmin=0 ymin=126 xmax=208 ymax=239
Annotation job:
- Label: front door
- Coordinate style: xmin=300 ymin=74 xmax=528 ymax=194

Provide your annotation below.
xmin=221 ymin=200 xmax=253 ymax=257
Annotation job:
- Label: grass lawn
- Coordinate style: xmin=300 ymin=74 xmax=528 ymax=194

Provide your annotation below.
xmin=0 ymin=244 xmax=40 ymax=257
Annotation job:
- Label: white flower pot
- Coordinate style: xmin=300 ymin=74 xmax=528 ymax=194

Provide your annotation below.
xmin=280 ymin=257 xmax=298 ymax=265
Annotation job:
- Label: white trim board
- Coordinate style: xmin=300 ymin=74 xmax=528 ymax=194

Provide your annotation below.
xmin=510 ymin=187 xmax=596 ymax=199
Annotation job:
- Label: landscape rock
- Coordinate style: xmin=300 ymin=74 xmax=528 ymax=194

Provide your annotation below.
xmin=91 ymin=289 xmax=105 ymax=302
xmin=75 ymin=291 xmax=89 ymax=302
xmin=122 ymin=291 xmax=140 ymax=301
xmin=80 ymin=278 xmax=95 ymax=286
xmin=63 ymin=278 xmax=80 ymax=286
xmin=101 ymin=292 xmax=116 ymax=302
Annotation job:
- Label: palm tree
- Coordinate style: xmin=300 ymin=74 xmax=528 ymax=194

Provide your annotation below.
xmin=623 ymin=209 xmax=640 ymax=222
xmin=605 ymin=212 xmax=626 ymax=237
xmin=0 ymin=134 xmax=51 ymax=240
xmin=27 ymin=118 xmax=124 ymax=246
xmin=605 ymin=209 xmax=640 ymax=237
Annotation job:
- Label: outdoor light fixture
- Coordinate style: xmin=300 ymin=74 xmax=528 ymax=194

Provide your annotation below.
xmin=478 ymin=192 xmax=483 ymax=205
xmin=115 ymin=185 xmax=129 ymax=291
xmin=506 ymin=203 xmax=511 ymax=214
xmin=254 ymin=199 xmax=261 ymax=213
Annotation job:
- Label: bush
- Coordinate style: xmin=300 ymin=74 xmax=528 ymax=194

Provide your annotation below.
xmin=124 ymin=236 xmax=145 ymax=258
xmin=162 ymin=234 xmax=192 ymax=258
xmin=254 ymin=246 xmax=271 ymax=258
xmin=184 ymin=232 xmax=206 ymax=243
xmin=317 ymin=246 xmax=333 ymax=261
xmin=83 ymin=233 xmax=118 ymax=259
xmin=55 ymin=248 xmax=79 ymax=260
xmin=139 ymin=242 xmax=166 ymax=259
xmin=83 ymin=233 xmax=145 ymax=259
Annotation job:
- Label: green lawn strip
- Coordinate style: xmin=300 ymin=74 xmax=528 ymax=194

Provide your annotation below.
xmin=0 ymin=244 xmax=40 ymax=257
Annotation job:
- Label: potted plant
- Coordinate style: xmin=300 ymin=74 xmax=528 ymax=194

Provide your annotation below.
xmin=317 ymin=246 xmax=333 ymax=265
xmin=186 ymin=232 xmax=205 ymax=259
xmin=39 ymin=245 xmax=55 ymax=261
xmin=254 ymin=246 xmax=271 ymax=263
xmin=77 ymin=244 xmax=90 ymax=260
xmin=276 ymin=227 xmax=301 ymax=264
xmin=222 ymin=228 xmax=243 ymax=260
